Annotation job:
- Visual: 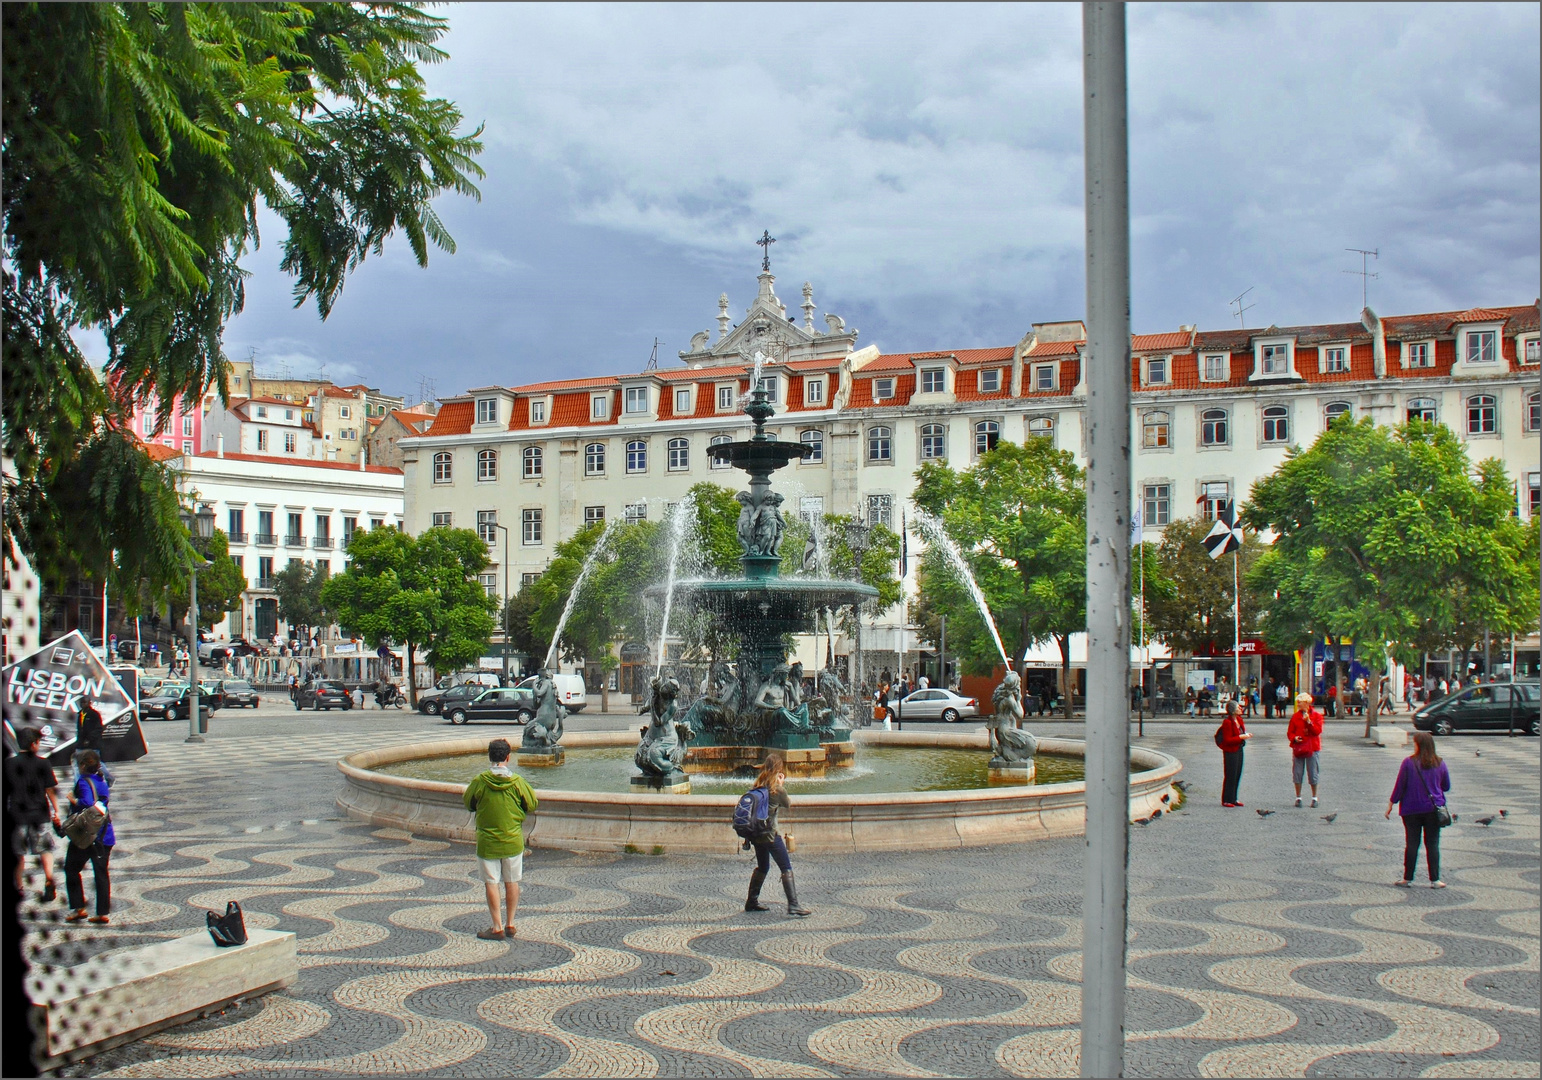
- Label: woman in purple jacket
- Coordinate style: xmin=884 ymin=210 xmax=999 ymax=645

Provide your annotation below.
xmin=1386 ymin=731 xmax=1450 ymax=888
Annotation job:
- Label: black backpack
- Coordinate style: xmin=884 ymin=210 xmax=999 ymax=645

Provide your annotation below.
xmin=732 ymin=787 xmax=772 ymax=840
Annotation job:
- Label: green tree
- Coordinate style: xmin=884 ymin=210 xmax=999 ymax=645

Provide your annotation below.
xmin=526 ymin=521 xmax=632 ymax=710
xmin=321 ymin=526 xmax=495 ymax=703
xmin=272 ymin=560 xmax=330 ymax=640
xmin=166 ymin=529 xmax=245 ymax=632
xmin=912 ymin=440 xmax=1086 ymax=717
xmin=1245 ymin=418 xmax=1538 ymax=733
xmin=1143 ymin=517 xmax=1267 ymax=660
xmin=3 ymin=2 xmax=483 ymax=605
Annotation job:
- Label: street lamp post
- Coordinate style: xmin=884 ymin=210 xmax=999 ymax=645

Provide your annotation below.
xmin=489 ymin=523 xmax=512 ymax=684
xmin=180 ymin=501 xmax=216 ymax=743
xmin=844 ymin=514 xmax=873 ymax=724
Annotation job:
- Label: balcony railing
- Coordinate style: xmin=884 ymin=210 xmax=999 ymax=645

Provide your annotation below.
xmin=254 ymin=532 xmax=278 ymax=546
xmin=284 ymin=534 xmax=305 ymax=547
xmin=312 ymin=537 xmax=333 ymax=550
xmin=227 ymin=531 xmax=248 ymax=543
xmin=256 ymin=577 xmax=276 ymax=590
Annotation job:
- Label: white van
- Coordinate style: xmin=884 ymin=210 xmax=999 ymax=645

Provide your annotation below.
xmin=518 ymin=673 xmax=587 ymax=712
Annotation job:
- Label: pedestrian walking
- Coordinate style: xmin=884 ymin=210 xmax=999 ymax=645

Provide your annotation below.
xmin=739 ymin=754 xmax=811 ymax=917
xmin=1263 ymin=676 xmax=1278 ymax=719
xmin=1275 ymin=679 xmax=1291 ymax=717
xmin=1387 ymin=732 xmax=1450 ymax=888
xmin=7 ymin=728 xmax=61 ymax=902
xmin=462 ymin=739 xmax=538 ymax=939
xmin=74 ymin=701 xmax=104 ymax=765
xmin=63 ymin=751 xmax=114 ymax=924
xmin=1287 ymin=691 xmax=1324 ymax=808
xmin=1217 ymin=699 xmax=1250 ymax=807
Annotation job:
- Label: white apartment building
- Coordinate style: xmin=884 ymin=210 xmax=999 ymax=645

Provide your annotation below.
xmin=171 ymin=448 xmax=405 ymax=643
xmin=401 ymin=271 xmax=1541 ymax=683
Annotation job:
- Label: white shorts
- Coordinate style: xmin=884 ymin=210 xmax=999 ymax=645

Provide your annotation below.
xmin=478 ymin=854 xmax=523 ymax=884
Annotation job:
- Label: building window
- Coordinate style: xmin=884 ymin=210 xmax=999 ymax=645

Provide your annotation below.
xmin=1323 ymin=347 xmax=1349 ymax=373
xmin=805 ymin=378 xmax=825 ymax=404
xmin=1406 ymin=342 xmax=1432 ymax=368
xmin=874 ymin=378 xmax=895 ymax=400
xmin=519 ymin=572 xmax=539 ymax=588
xmin=1201 ymin=408 xmax=1229 ymax=447
xmin=920 ymin=368 xmax=946 ymax=394
xmin=979 ymin=369 xmax=1001 ymax=393
xmin=1261 ymin=344 xmax=1290 ymax=375
xmin=1032 ymin=364 xmax=1054 ymax=391
xmin=1324 ymin=401 xmax=1353 ymax=426
xmin=674 ymin=388 xmax=691 ymax=414
xmin=433 ymin=451 xmax=452 ymax=483
xmin=522 ymin=446 xmax=542 ymax=479
xmin=799 ymin=496 xmax=824 ymax=524
xmin=625 ymin=386 xmax=649 ymax=414
xmin=1143 ymin=484 xmax=1170 ymax=527
xmin=1203 ymin=354 xmax=1227 ymax=382
xmin=625 ymin=503 xmax=648 ymax=526
xmin=371 ymin=517 xmax=385 ymax=530
xmin=974 ymin=421 xmax=1000 ymax=455
xmin=477 ymin=398 xmax=498 ymax=424
xmin=867 ymin=426 xmax=892 ymax=462
xmin=258 ymin=556 xmax=273 ymax=584
xmin=227 ymin=508 xmax=244 ymax=540
xmin=667 ymin=437 xmax=689 ymax=471
xmin=283 ymin=432 xmax=297 ymax=454
xmin=1466 ymin=394 xmax=1497 ymax=435
xmin=522 ymin=508 xmax=542 ymax=545
xmin=1199 ymin=482 xmax=1230 ymax=521
xmin=755 ymin=376 xmax=778 ymax=403
xmin=340 ymin=405 xmax=351 ymax=420
xmin=709 ymin=434 xmax=732 ymax=468
xmin=717 ymin=385 xmax=735 ymax=411
xmin=1530 ymin=473 xmax=1541 ymax=518
xmin=285 ymin=409 xmax=295 ymax=421
xmin=530 ymin=399 xmax=546 ymax=424
xmin=1142 ymin=411 xmax=1170 ymax=449
xmin=1261 ymin=405 xmax=1289 ymax=443
xmin=1525 ymin=338 xmax=1541 ymax=364
xmin=800 ymin=429 xmax=823 ymax=462
xmin=1027 ymin=416 xmax=1054 ymax=440
xmin=182 ymin=416 xmax=194 ymax=437
xmin=257 ymin=510 xmax=275 ymax=543
xmin=584 ymin=506 xmax=605 ymax=527
xmin=589 ymin=394 xmax=609 ymax=420
xmin=1527 ymin=392 xmax=1541 ymax=433
xmin=431 ymin=512 xmax=452 ymax=527
xmin=867 ymin=493 xmax=893 ymax=528
xmin=342 ymin=517 xmax=357 ymax=543
xmin=476 ymin=510 xmax=498 ymax=544
xmin=478 ymin=573 xmax=498 ymax=598
xmin=182 ymin=439 xmax=193 ymax=454
xmin=477 ymin=449 xmax=498 ymax=482
xmin=1465 ymin=330 xmax=1497 ymax=364
xmin=920 ymin=423 xmax=947 ymax=460
xmin=1145 ymin=358 xmax=1168 ymax=385
xmin=287 ymin=512 xmax=303 ymax=545
xmin=1407 ymin=397 xmax=1438 ymax=423
xmin=255 ymin=406 xmax=267 ymax=419
xmin=585 ymin=442 xmax=606 ymax=476
xmin=142 ymin=413 xmax=154 ymax=435
xmin=626 ymin=440 xmax=647 ymax=473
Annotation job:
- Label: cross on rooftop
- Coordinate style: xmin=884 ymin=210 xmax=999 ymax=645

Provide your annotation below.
xmin=756 ymin=230 xmax=776 ymax=272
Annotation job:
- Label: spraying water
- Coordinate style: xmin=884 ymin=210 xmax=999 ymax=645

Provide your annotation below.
xmin=909 ymin=507 xmax=1011 ymax=668
xmin=654 ymin=493 xmax=698 ymax=677
xmin=737 ymin=350 xmax=768 ymax=409
xmin=545 ymin=518 xmax=621 ymax=671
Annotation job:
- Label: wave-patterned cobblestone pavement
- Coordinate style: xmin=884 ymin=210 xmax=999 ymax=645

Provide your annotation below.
xmin=23 ymin=721 xmax=1539 ymax=1077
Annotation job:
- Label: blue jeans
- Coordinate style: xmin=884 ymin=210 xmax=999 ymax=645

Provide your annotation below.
xmin=752 ymin=835 xmax=792 ymax=874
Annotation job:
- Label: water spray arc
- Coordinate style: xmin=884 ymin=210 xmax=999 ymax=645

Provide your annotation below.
xmin=654 ymin=494 xmax=698 ymax=678
xmin=544 ymin=518 xmax=621 ymax=672
xmin=908 ymin=507 xmax=1011 ymax=669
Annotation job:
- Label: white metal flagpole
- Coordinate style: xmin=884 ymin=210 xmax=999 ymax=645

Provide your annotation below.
xmin=1234 ymin=546 xmax=1241 ymax=691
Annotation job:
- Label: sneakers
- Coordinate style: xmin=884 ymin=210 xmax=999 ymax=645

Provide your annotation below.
xmin=1430 ymin=880 xmax=1447 ymax=889
xmin=1294 ymin=798 xmax=1302 ymax=808
xmin=1311 ymin=797 xmax=1319 ymax=808
xmin=87 ymin=915 xmax=109 ymax=925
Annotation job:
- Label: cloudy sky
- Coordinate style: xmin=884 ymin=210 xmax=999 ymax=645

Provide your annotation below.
xmin=209 ymin=2 xmax=1538 ymax=400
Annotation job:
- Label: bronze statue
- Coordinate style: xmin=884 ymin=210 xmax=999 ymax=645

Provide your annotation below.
xmin=987 ymin=670 xmax=1037 ymax=767
xmin=521 ymin=667 xmax=566 ymax=752
xmin=636 ymin=675 xmax=691 ymax=777
xmin=753 ymin=663 xmax=811 ymax=732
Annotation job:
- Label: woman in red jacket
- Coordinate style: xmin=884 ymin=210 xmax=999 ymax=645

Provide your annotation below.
xmin=1218 ymin=699 xmax=1251 ymax=807
xmin=1287 ymin=691 xmax=1325 ymax=808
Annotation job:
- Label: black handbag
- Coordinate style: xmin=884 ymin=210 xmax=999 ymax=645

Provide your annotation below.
xmin=1419 ymin=767 xmax=1452 ymax=828
xmin=206 ymin=901 xmax=248 ymax=947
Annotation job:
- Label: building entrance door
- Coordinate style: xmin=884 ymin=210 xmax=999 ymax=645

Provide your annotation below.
xmin=254 ymin=598 xmax=278 ymax=640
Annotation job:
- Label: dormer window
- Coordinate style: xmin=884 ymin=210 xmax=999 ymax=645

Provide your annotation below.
xmin=1034 ymin=364 xmax=1056 ymax=391
xmin=874 ymin=378 xmax=895 ymax=400
xmin=624 ymin=386 xmax=649 ymax=414
xmin=674 ymin=388 xmax=692 ymax=414
xmin=979 ymin=369 xmax=1001 ymax=393
xmin=1322 ymin=346 xmax=1349 ymax=374
xmin=717 ymin=385 xmax=736 ymax=411
xmin=476 ymin=397 xmax=499 ymax=424
xmin=1202 ymin=354 xmax=1227 ymax=382
xmin=756 ymin=376 xmax=778 ymax=403
xmin=1144 ymin=357 xmax=1168 ymax=386
xmin=591 ymin=394 xmax=610 ymax=420
xmin=1261 ymin=344 xmax=1290 ymax=375
xmin=1523 ymin=337 xmax=1540 ymax=364
xmin=920 ymin=368 xmax=946 ymax=394
xmin=1465 ymin=330 xmax=1498 ymax=364
xmin=530 ymin=399 xmax=547 ymax=424
xmin=805 ymin=378 xmax=825 ymax=405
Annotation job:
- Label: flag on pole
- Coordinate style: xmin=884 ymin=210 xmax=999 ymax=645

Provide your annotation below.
xmin=1204 ymin=501 xmax=1244 ymax=559
xmin=1131 ymin=506 xmax=1142 ymax=546
xmin=802 ymin=536 xmax=817 ymax=571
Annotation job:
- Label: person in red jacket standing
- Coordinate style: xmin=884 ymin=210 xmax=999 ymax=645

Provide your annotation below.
xmin=1287 ymin=691 xmax=1325 ymax=808
xmin=1218 ymin=700 xmax=1251 ymax=807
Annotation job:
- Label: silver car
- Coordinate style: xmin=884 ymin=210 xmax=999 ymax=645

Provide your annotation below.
xmin=892 ymin=688 xmax=979 ymax=723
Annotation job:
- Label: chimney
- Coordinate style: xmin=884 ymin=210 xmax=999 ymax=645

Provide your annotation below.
xmin=216 ymin=433 xmax=225 ymax=458
xmin=359 ymin=445 xmax=367 ymax=471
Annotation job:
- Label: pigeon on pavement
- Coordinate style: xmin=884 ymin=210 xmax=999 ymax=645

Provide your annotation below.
xmin=1321 ymin=813 xmax=1338 ymax=823
xmin=1475 ymin=816 xmax=1496 ymax=826
xmin=1499 ymin=809 xmax=1509 ymax=817
xmin=1256 ymin=808 xmax=1275 ymax=817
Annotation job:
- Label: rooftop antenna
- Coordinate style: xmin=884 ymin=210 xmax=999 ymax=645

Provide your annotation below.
xmin=645 ymin=337 xmax=662 ymax=371
xmin=1343 ymin=247 xmax=1379 ymax=309
xmin=1229 ymin=287 xmax=1256 ymax=329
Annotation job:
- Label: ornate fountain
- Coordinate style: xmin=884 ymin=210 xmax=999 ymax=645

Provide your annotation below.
xmin=633 ymin=364 xmax=878 ymax=790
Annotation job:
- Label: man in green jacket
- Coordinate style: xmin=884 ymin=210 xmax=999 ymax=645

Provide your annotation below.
xmin=462 ymin=739 xmax=538 ymax=939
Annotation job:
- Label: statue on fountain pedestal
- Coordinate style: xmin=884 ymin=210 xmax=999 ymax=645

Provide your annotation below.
xmin=521 ymin=668 xmax=566 ymax=753
xmin=987 ymin=670 xmax=1037 ymax=768
xmin=753 ymin=663 xmax=811 ymax=733
xmin=813 ymin=666 xmax=854 ymax=741
xmin=735 ymin=489 xmax=787 ymax=559
xmin=636 ymin=675 xmax=692 ymax=780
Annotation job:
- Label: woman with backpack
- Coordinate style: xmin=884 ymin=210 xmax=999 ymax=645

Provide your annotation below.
xmin=1217 ymin=699 xmax=1251 ymax=807
xmin=63 ymin=751 xmax=114 ymax=924
xmin=1387 ymin=731 xmax=1451 ymax=888
xmin=736 ymin=754 xmax=811 ymax=917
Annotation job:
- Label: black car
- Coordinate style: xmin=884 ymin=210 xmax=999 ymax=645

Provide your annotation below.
xmin=1413 ymin=682 xmax=1539 ymax=736
xmin=444 ymin=686 xmax=534 ymax=725
xmin=419 ymin=682 xmax=485 ymax=716
xmin=138 ymin=685 xmax=214 ymax=723
xmin=220 ymin=679 xmax=260 ymax=708
xmin=294 ymin=680 xmax=353 ymax=711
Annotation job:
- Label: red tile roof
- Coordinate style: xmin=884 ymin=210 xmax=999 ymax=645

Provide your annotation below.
xmin=1026 ymin=340 xmax=1081 ymax=357
xmin=195 ymin=451 xmax=402 ymax=475
xmin=512 ymin=376 xmax=620 ymax=394
xmin=1451 ymin=307 xmax=1518 ymax=325
xmin=422 ymin=400 xmax=473 ymax=436
xmin=1132 ymin=331 xmax=1194 ymax=352
xmin=657 ymin=364 xmax=747 ymax=382
xmin=143 ymin=443 xmax=181 ymax=462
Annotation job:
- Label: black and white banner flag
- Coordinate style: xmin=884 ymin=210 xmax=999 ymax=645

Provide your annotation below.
xmin=1204 ymin=501 xmax=1245 ymax=559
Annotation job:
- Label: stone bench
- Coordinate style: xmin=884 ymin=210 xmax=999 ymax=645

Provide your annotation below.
xmin=27 ymin=927 xmax=298 ymax=1069
xmin=1369 ymin=724 xmax=1408 ymax=748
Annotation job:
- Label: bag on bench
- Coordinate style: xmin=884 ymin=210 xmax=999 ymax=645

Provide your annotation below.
xmin=207 ymin=901 xmax=248 ymax=947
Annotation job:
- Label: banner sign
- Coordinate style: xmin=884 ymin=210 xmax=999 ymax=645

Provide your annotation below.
xmin=2 ymin=630 xmax=147 ymax=763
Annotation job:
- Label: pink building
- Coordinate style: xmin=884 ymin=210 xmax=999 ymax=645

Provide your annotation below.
xmin=127 ymin=391 xmax=206 ymax=456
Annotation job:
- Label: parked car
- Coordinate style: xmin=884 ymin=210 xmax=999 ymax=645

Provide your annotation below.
xmin=220 ymin=679 xmax=261 ymax=708
xmin=419 ymin=682 xmax=488 ymax=716
xmin=890 ymin=687 xmax=979 ymax=723
xmin=1413 ymin=682 xmax=1539 ymax=736
xmin=197 ymin=679 xmax=226 ymax=710
xmin=137 ymin=675 xmax=168 ymax=699
xmin=294 ymin=680 xmax=354 ymax=711
xmin=138 ymin=685 xmax=214 ymax=723
xmin=445 ymin=686 xmax=536 ymax=725
xmin=516 ymin=673 xmax=588 ymax=712
xmin=416 ymin=672 xmax=502 ymax=714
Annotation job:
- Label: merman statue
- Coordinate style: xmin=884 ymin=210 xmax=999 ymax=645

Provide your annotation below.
xmin=753 ymin=663 xmax=811 ymax=732
xmin=521 ymin=667 xmax=566 ymax=752
xmin=636 ymin=675 xmax=691 ymax=778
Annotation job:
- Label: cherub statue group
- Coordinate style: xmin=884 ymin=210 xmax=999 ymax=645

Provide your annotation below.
xmin=735 ymin=489 xmax=787 ymax=558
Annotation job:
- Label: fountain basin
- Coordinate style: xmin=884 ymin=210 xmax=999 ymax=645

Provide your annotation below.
xmin=336 ymin=730 xmax=1181 ymax=854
